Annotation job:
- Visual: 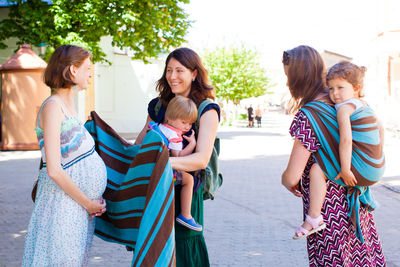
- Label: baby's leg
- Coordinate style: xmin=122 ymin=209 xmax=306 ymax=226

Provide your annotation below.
xmin=309 ymin=163 xmax=327 ymax=218
xmin=293 ymin=163 xmax=327 ymax=238
xmin=180 ymin=171 xmax=194 ymax=219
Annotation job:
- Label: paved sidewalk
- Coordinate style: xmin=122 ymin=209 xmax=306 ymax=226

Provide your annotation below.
xmin=0 ymin=112 xmax=399 ymax=266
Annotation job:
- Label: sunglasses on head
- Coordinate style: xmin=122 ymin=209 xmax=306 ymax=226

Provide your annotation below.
xmin=282 ymin=51 xmax=290 ymax=65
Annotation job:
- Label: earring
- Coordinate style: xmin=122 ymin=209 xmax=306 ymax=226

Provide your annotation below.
xmin=192 ymin=78 xmax=195 ymax=82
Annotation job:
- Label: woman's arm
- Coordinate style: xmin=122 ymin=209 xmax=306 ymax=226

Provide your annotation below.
xmin=169 ymin=109 xmax=218 ymax=171
xmin=134 ymin=115 xmax=152 ymax=145
xmin=334 ymin=105 xmax=357 ymax=186
xmin=282 ymin=138 xmax=311 ymax=197
xmin=42 ymin=102 xmax=105 ymax=215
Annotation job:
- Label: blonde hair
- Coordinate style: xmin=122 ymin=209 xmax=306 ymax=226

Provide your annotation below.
xmin=165 ymin=96 xmax=198 ymax=123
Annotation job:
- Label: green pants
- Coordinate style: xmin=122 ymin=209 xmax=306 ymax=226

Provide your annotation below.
xmin=175 ymin=184 xmax=210 ymax=267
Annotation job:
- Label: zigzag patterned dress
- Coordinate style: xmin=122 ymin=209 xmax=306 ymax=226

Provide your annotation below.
xmin=290 ymin=109 xmax=386 ymax=266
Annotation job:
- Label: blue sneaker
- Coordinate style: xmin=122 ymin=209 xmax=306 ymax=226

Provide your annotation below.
xmin=176 ymin=214 xmax=203 ymax=232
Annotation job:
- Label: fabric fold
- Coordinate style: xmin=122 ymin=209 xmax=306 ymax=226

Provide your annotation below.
xmin=301 ymin=101 xmax=385 ymax=242
xmin=84 ymin=111 xmax=175 ymax=266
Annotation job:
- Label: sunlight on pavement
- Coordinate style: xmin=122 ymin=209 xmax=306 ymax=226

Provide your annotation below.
xmin=245 ymin=251 xmax=263 ymax=256
xmin=0 ymin=150 xmax=41 ymax=161
xmin=382 ymin=134 xmax=400 ymax=183
xmin=10 ymin=233 xmax=21 ymax=238
xmin=384 ymin=180 xmax=400 ymax=186
xmin=218 ymin=125 xmax=293 ymax=160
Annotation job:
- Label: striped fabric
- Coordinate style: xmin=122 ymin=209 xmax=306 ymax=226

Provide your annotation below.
xmin=290 ymin=112 xmax=386 ymax=266
xmin=300 ymin=101 xmax=385 ymax=242
xmin=84 ymin=111 xmax=175 ymax=267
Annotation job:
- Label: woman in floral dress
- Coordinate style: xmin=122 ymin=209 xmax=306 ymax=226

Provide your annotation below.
xmin=22 ymin=45 xmax=107 ymax=266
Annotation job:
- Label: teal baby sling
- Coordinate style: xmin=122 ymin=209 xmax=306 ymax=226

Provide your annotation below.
xmin=300 ymin=101 xmax=385 ymax=242
xmin=84 ymin=112 xmax=175 ymax=267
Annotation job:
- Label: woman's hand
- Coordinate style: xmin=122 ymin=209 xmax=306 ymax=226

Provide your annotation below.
xmin=183 ymin=130 xmax=196 ymax=145
xmin=289 ymin=183 xmax=303 ymax=197
xmin=86 ymin=198 xmax=106 ymax=218
xmin=335 ymin=170 xmax=357 ymax=186
xmin=282 ymin=138 xmax=310 ymax=196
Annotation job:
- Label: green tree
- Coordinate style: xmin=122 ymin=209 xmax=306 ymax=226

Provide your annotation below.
xmin=203 ymin=45 xmax=273 ymax=105
xmin=0 ymin=0 xmax=190 ymax=63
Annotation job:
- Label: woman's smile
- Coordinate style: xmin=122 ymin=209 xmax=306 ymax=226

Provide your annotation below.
xmin=166 ymin=58 xmax=196 ymax=96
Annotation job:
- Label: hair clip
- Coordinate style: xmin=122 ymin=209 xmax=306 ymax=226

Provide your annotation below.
xmin=282 ymin=51 xmax=290 ymax=65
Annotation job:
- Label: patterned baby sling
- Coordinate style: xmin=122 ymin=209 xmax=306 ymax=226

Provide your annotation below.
xmin=300 ymin=101 xmax=385 ymax=242
xmin=153 ymin=98 xmax=223 ymax=200
xmin=84 ymin=111 xmax=175 ymax=267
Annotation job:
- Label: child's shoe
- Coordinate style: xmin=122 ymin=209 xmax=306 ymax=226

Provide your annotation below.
xmin=176 ymin=214 xmax=203 ymax=232
xmin=293 ymin=214 xmax=326 ymax=240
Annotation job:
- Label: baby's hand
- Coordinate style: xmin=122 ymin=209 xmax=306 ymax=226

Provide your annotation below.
xmin=183 ymin=130 xmax=196 ymax=145
xmin=334 ymin=170 xmax=357 ymax=186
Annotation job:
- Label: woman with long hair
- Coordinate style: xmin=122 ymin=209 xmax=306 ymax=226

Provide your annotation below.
xmin=136 ymin=47 xmax=220 ymax=267
xmin=281 ymin=45 xmax=385 ymax=266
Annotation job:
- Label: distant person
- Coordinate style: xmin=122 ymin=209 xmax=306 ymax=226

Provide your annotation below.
xmin=22 ymin=45 xmax=107 ymax=266
xmin=247 ymin=104 xmax=254 ymax=127
xmin=255 ymin=105 xmax=262 ymax=128
xmin=281 ymin=45 xmax=385 ymax=265
xmin=148 ymin=95 xmax=203 ymax=232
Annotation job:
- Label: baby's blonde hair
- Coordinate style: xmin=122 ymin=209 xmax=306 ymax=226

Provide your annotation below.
xmin=165 ymin=96 xmax=198 ymax=123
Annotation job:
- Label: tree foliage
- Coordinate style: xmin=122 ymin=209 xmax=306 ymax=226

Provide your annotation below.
xmin=0 ymin=0 xmax=191 ymax=63
xmin=203 ymin=45 xmax=273 ymax=105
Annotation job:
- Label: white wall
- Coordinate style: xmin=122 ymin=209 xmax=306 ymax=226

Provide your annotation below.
xmin=95 ymin=37 xmax=166 ymax=134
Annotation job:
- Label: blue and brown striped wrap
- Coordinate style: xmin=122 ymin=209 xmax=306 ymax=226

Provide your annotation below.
xmin=300 ymin=101 xmax=385 ymax=242
xmin=84 ymin=111 xmax=175 ymax=266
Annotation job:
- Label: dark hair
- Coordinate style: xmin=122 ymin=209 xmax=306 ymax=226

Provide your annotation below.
xmin=282 ymin=45 xmax=327 ymax=113
xmin=44 ymin=45 xmax=91 ymax=89
xmin=326 ymin=61 xmax=367 ymax=97
xmin=156 ymin=47 xmax=215 ymax=107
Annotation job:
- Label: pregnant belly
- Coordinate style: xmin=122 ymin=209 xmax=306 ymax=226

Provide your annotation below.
xmin=69 ymin=153 xmax=108 ymax=199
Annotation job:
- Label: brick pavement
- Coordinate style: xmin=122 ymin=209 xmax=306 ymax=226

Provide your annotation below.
xmin=0 ymin=112 xmax=399 ymax=266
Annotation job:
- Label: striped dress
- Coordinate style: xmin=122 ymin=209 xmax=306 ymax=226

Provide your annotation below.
xmin=290 ymin=110 xmax=386 ymax=266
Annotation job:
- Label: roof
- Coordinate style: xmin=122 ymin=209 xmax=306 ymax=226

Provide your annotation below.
xmin=323 ymin=50 xmax=352 ymax=61
xmin=0 ymin=44 xmax=47 ymax=71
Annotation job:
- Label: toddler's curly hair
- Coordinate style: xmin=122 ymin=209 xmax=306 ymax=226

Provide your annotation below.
xmin=326 ymin=61 xmax=367 ymax=97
